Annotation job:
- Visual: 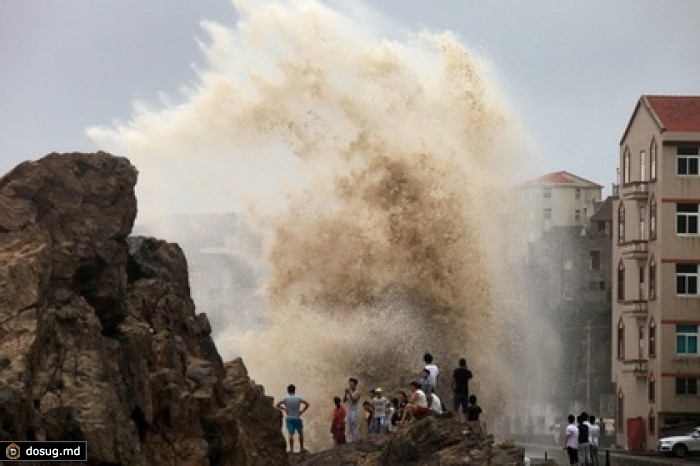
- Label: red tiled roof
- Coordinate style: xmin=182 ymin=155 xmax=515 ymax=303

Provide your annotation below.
xmin=644 ymin=95 xmax=700 ymax=132
xmin=523 ymin=170 xmax=603 ymax=188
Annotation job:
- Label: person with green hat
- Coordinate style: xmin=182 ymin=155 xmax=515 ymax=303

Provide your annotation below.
xmin=370 ymin=387 xmax=389 ymax=434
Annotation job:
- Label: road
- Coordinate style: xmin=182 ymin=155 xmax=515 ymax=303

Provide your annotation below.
xmin=522 ymin=443 xmax=700 ymax=465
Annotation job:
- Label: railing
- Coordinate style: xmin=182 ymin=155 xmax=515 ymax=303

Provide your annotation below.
xmin=621 ymin=359 xmax=648 ymax=377
xmin=621 ymin=300 xmax=648 ymax=318
xmin=619 ymin=240 xmax=649 ymax=258
xmin=621 ymin=181 xmax=649 ymax=198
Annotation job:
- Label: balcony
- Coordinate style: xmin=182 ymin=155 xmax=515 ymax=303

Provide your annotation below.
xmin=619 ymin=240 xmax=649 ymax=260
xmin=621 ymin=359 xmax=648 ymax=377
xmin=621 ymin=181 xmax=649 ymax=200
xmin=620 ymin=300 xmax=648 ymax=319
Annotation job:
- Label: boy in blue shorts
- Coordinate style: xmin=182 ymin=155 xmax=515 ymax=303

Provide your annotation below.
xmin=276 ymin=384 xmax=310 ymax=453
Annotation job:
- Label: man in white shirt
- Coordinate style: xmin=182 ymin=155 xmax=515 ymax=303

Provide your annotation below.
xmin=423 ymin=353 xmax=439 ymax=391
xmin=428 ymin=392 xmax=443 ymax=414
xmin=564 ymin=414 xmax=579 ymax=465
xmin=588 ymin=415 xmax=601 ymax=466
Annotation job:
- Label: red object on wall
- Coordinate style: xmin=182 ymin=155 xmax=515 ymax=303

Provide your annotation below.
xmin=627 ymin=417 xmax=646 ymax=451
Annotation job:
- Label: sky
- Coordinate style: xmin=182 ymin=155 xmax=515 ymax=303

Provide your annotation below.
xmin=1 ymin=0 xmax=699 ymax=200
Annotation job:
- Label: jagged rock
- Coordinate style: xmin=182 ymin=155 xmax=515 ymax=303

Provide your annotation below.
xmin=297 ymin=413 xmax=525 ymax=465
xmin=0 ymin=152 xmax=288 ymax=465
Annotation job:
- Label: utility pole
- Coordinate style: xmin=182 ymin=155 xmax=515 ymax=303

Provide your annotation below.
xmin=586 ymin=319 xmax=592 ymax=410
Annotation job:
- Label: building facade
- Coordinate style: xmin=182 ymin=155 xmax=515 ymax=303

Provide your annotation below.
xmin=515 ymin=171 xmax=603 ymax=262
xmin=612 ymin=95 xmax=700 ymax=450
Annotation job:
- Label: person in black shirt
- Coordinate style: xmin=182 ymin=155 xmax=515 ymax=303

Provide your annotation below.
xmin=451 ymin=358 xmax=473 ymax=415
xmin=578 ymin=412 xmax=591 ymax=465
xmin=466 ymin=395 xmax=482 ymax=421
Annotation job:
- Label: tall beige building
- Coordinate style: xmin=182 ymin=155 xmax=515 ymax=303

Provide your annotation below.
xmin=612 ymin=95 xmax=700 ymax=451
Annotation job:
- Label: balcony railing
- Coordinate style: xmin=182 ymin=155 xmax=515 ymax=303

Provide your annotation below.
xmin=621 ymin=359 xmax=648 ymax=377
xmin=621 ymin=181 xmax=649 ymax=199
xmin=620 ymin=300 xmax=648 ymax=318
xmin=619 ymin=240 xmax=649 ymax=259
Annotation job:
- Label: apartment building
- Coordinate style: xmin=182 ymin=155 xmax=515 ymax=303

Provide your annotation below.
xmin=515 ymin=171 xmax=602 ymax=262
xmin=612 ymin=95 xmax=700 ymax=450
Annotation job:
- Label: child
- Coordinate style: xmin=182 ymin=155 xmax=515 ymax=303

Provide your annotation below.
xmin=362 ymin=400 xmax=373 ymax=435
xmin=467 ymin=394 xmax=482 ymax=421
xmin=370 ymin=387 xmax=388 ymax=435
xmin=467 ymin=394 xmax=483 ymax=436
xmin=330 ymin=396 xmax=347 ymax=446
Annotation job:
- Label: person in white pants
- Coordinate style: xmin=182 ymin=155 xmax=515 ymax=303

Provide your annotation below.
xmin=344 ymin=377 xmax=361 ymax=441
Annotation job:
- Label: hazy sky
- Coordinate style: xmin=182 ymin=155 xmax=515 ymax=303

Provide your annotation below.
xmin=2 ymin=0 xmax=699 ymax=198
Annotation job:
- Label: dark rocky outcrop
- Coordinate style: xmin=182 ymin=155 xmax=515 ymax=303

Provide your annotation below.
xmin=294 ymin=413 xmax=525 ymax=465
xmin=0 ymin=152 xmax=287 ymax=465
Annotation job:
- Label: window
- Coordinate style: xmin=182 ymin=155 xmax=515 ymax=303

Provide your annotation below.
xmin=617 ymin=391 xmax=624 ymax=432
xmin=544 ymin=208 xmax=552 ymax=220
xmin=649 ymin=375 xmax=655 ymax=403
xmin=676 ymin=324 xmax=699 ymax=354
xmin=623 ymin=148 xmax=631 ymax=183
xmin=543 ymin=187 xmax=552 ymax=199
xmin=617 ymin=319 xmax=625 ymax=359
xmin=649 ymin=410 xmax=656 ymax=435
xmin=677 ymin=147 xmax=699 ymax=175
xmin=599 ymin=281 xmax=606 ymax=290
xmin=618 ymin=203 xmax=625 ymax=243
xmin=575 ymin=209 xmax=581 ymax=222
xmin=598 ymin=221 xmax=606 ymax=233
xmin=639 ymin=204 xmax=646 ymax=240
xmin=676 ymin=204 xmax=699 ymax=234
xmin=575 ymin=188 xmax=581 ymax=200
xmin=649 ymin=320 xmax=656 ymax=358
xmin=618 ymin=261 xmax=625 ymax=301
xmin=640 ymin=150 xmax=646 ymax=181
xmin=590 ymin=250 xmax=601 ymax=270
xmin=649 ymin=259 xmax=656 ymax=300
xmin=638 ymin=325 xmax=645 ymax=358
xmin=650 ymin=198 xmax=657 ymax=239
xmin=676 ymin=378 xmax=699 ymax=395
xmin=677 ymin=263 xmax=699 ymax=295
xmin=639 ymin=265 xmax=645 ymax=300
xmin=650 ymin=139 xmax=657 ymax=180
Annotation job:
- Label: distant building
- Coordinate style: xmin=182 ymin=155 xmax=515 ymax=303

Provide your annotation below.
xmin=612 ymin=95 xmax=700 ymax=450
xmin=515 ymin=171 xmax=603 ymax=262
xmin=500 ymin=195 xmax=615 ymax=442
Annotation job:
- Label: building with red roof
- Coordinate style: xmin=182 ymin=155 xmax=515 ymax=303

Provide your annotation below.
xmin=613 ymin=95 xmax=700 ymax=452
xmin=515 ymin=170 xmax=603 ymax=257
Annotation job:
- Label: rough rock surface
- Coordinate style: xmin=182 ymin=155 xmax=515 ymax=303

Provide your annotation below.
xmin=294 ymin=413 xmax=525 ymax=465
xmin=0 ymin=152 xmax=287 ymax=465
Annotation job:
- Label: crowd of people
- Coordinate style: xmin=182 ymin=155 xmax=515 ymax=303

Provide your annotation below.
xmin=275 ymin=353 xmax=483 ymax=453
xmin=563 ymin=411 xmax=602 ymax=466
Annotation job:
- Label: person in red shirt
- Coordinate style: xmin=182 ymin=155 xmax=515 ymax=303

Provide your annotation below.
xmin=330 ymin=396 xmax=347 ymax=446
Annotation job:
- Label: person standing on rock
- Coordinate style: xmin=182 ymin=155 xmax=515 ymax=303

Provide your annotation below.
xmin=423 ymin=353 xmax=439 ymax=391
xmin=343 ymin=377 xmax=361 ymax=442
xmin=370 ymin=387 xmax=389 ymax=435
xmin=564 ymin=414 xmax=579 ymax=465
xmin=452 ymin=358 xmax=473 ymax=416
xmin=276 ymin=384 xmax=310 ymax=453
xmin=330 ymin=396 xmax=347 ymax=446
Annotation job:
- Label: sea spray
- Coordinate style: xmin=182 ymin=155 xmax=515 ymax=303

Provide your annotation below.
xmin=88 ymin=0 xmax=535 ymax=449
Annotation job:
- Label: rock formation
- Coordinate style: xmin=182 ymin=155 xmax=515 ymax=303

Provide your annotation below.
xmin=294 ymin=413 xmax=525 ymax=465
xmin=0 ymin=152 xmax=287 ymax=465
